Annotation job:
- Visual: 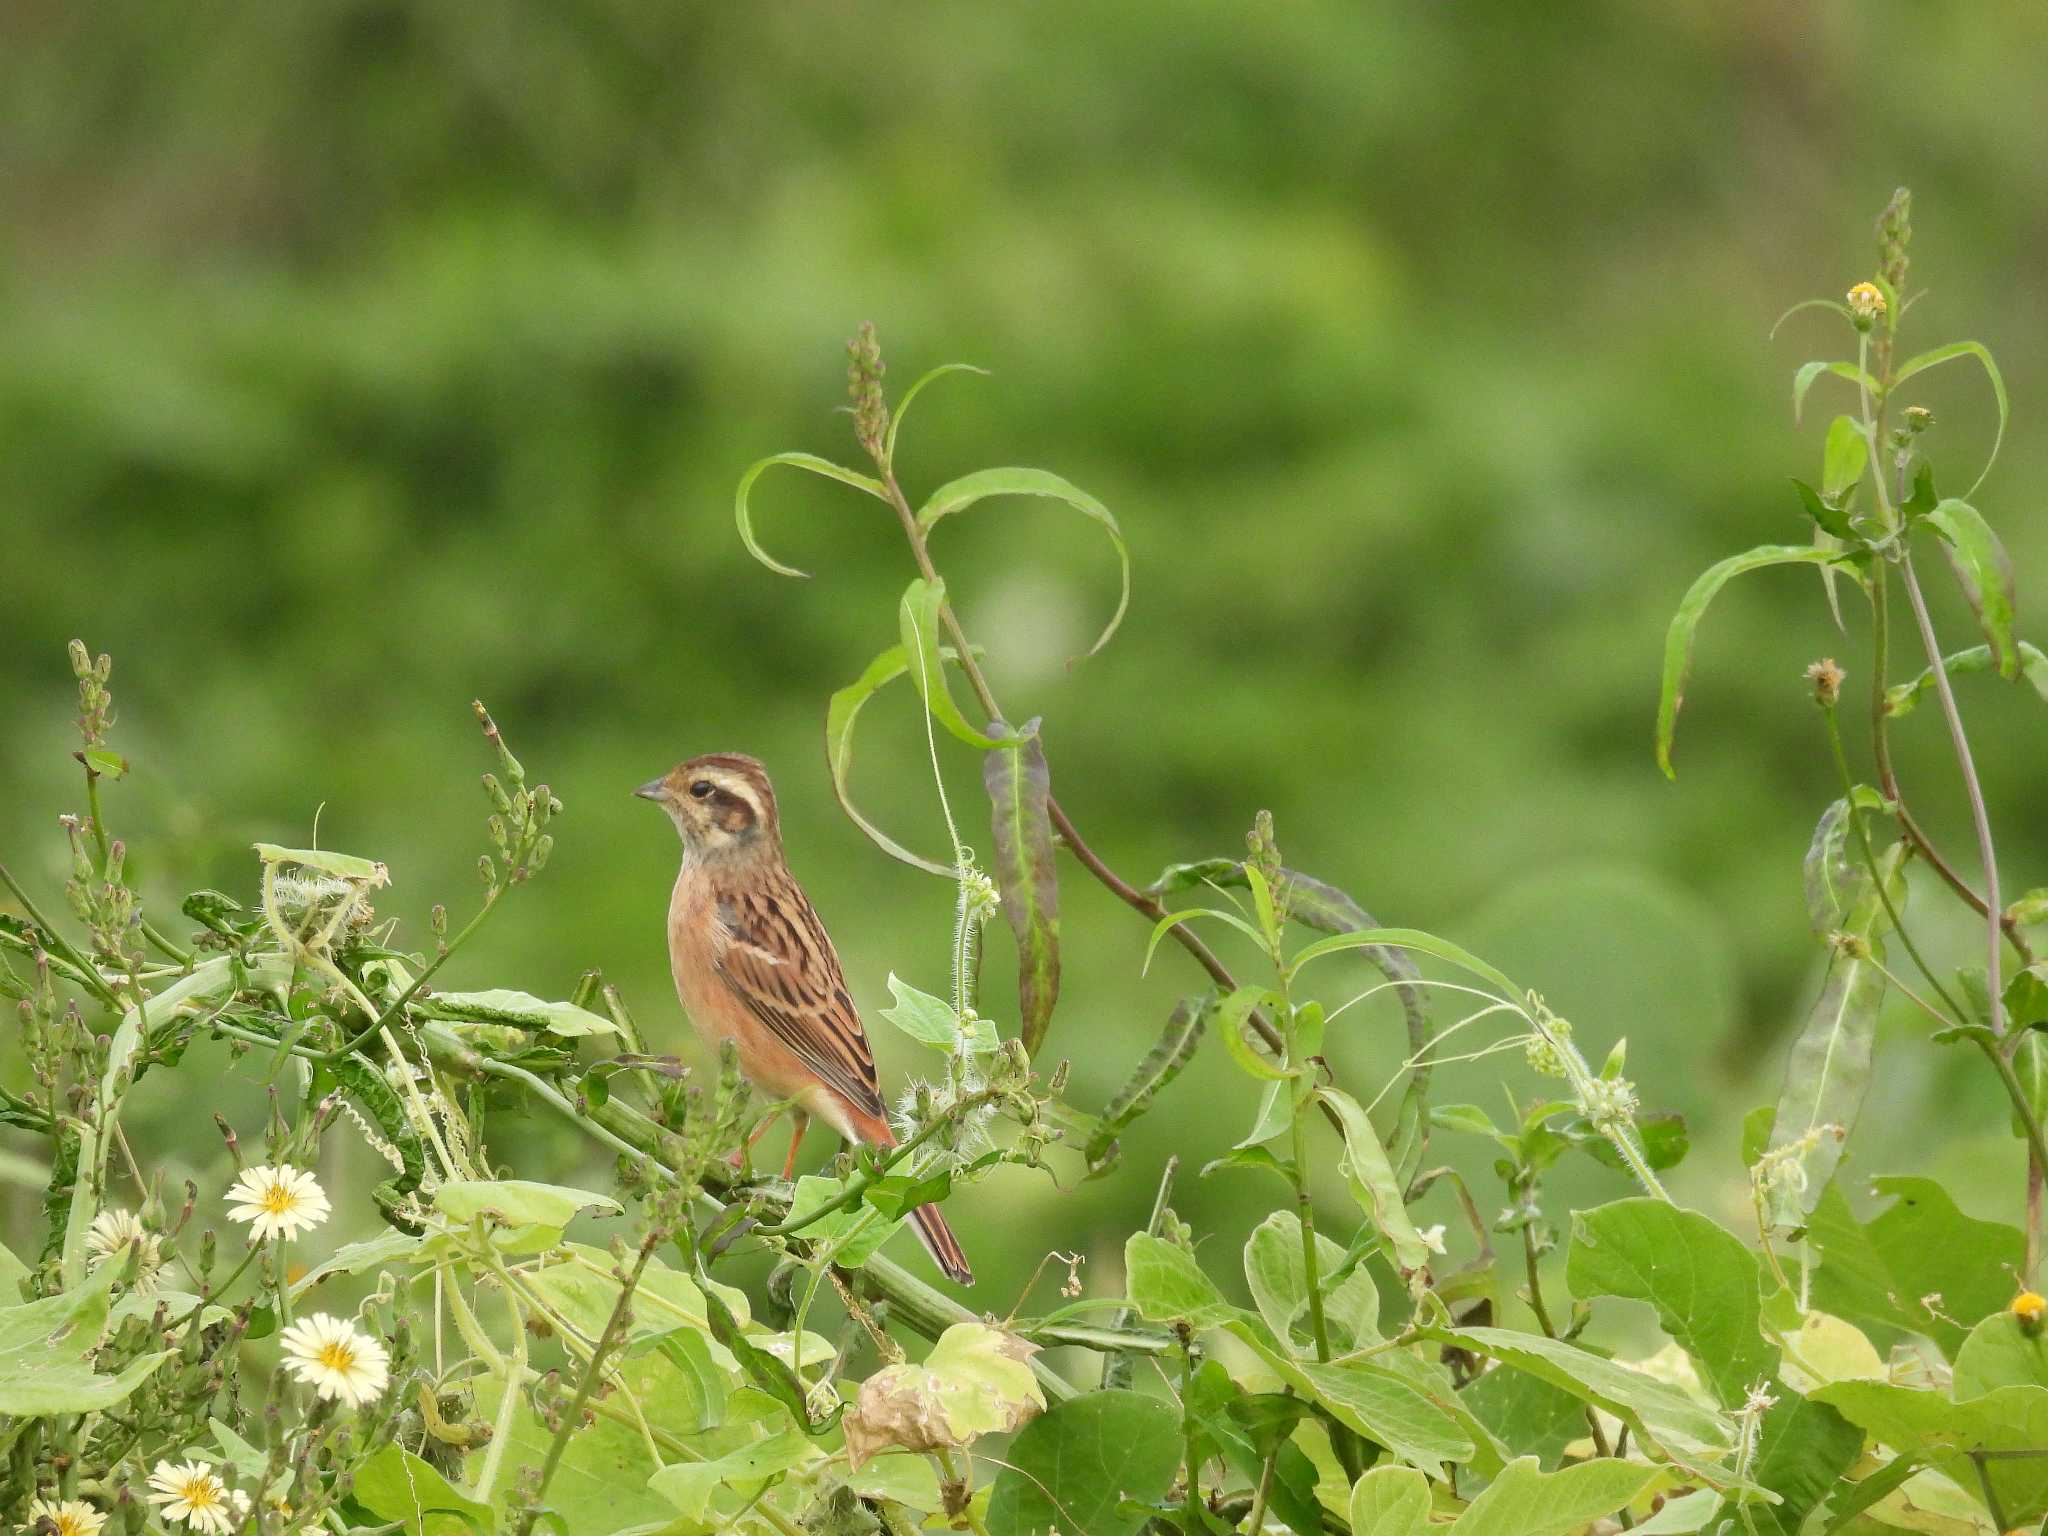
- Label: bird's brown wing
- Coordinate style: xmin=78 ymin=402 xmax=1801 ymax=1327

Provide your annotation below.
xmin=710 ymin=881 xmax=887 ymax=1124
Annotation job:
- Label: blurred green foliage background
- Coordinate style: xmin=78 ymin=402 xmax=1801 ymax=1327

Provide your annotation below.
xmin=4 ymin=2 xmax=2044 ymax=1310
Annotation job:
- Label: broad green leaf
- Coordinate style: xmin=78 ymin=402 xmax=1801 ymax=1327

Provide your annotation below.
xmin=983 ymin=720 xmax=1060 ymax=1053
xmin=1448 ymin=1454 xmax=1660 ymax=1536
xmin=1921 ymin=499 xmax=2018 ymax=678
xmin=1320 ymin=1086 xmax=1430 ymax=1271
xmin=1086 ymin=994 xmax=1211 ymax=1171
xmin=252 ymin=843 xmax=390 ymax=883
xmin=1229 ymin=1324 xmax=1475 ymax=1479
xmin=1121 ymin=1234 xmax=1239 ymax=1327
xmin=1243 ymin=1212 xmax=1379 ymax=1355
xmin=916 ymin=466 xmax=1131 ymax=658
xmin=783 ymin=1174 xmax=904 ymax=1269
xmin=1415 ymin=1326 xmax=1734 ymax=1458
xmin=649 ymin=1427 xmax=814 ymax=1520
xmin=1885 ymin=641 xmax=2048 ymax=718
xmin=433 ymin=1179 xmax=621 ymax=1229
xmin=732 ymin=451 xmax=889 ymax=579
xmin=1656 ymin=544 xmax=1848 ymax=778
xmin=1806 ymin=1176 xmax=2024 ymax=1358
xmin=1566 ymin=1200 xmax=1774 ymax=1408
xmin=0 ymin=1260 xmax=169 ymax=1414
xmin=897 ymin=576 xmax=1023 ymax=750
xmin=879 ymin=973 xmax=997 ymax=1053
xmin=1460 ymin=1365 xmax=1586 ymax=1468
xmin=1814 ymin=1380 xmax=2048 ymax=1527
xmin=1763 ymin=843 xmax=1903 ymax=1228
xmin=1953 ymin=1310 xmax=2048 ymax=1396
xmin=419 ymin=988 xmax=616 ymax=1037
xmin=884 ymin=361 xmax=988 ymax=467
xmin=1348 ymin=1465 xmax=1431 ymax=1536
xmin=1744 ymin=1389 xmax=1865 ymax=1536
xmin=352 ymin=1444 xmax=495 ymax=1536
xmin=825 ymin=642 xmax=966 ymax=876
xmin=1821 ymin=415 xmax=1867 ymax=500
xmin=984 ymin=1390 xmax=1181 ymax=1536
xmin=1893 ymin=340 xmax=2008 ymax=496
xmin=1776 ymin=1310 xmax=1885 ymax=1393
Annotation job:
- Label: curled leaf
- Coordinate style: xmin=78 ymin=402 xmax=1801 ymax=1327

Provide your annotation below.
xmin=897 ymin=577 xmax=1024 ymax=750
xmin=733 ymin=451 xmax=889 ymax=579
xmin=1921 ymin=499 xmax=2018 ymax=678
xmin=826 ymin=643 xmax=975 ymax=877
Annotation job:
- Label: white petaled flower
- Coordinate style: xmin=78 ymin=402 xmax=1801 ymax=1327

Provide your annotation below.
xmin=280 ymin=1312 xmax=392 ymax=1408
xmin=225 ymin=1164 xmax=330 ymax=1241
xmin=146 ymin=1462 xmax=238 ymax=1535
xmin=20 ymin=1497 xmax=107 ymax=1536
xmin=82 ymin=1208 xmax=164 ymax=1292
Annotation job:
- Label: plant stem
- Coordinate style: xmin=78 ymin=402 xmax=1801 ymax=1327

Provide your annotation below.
xmin=1822 ymin=708 xmax=1962 ymax=1019
xmin=519 ymin=1234 xmax=661 ymax=1536
xmin=1179 ymin=1335 xmax=1205 ymax=1529
xmin=0 ymin=859 xmax=122 ymax=1009
xmin=1243 ymin=1451 xmax=1276 ymax=1535
xmin=1897 ymin=552 xmax=2004 ymax=1036
xmin=1522 ymin=1220 xmax=1615 ymax=1459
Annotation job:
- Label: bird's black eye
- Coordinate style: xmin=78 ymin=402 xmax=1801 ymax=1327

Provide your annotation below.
xmin=689 ymin=780 xmax=714 ymax=800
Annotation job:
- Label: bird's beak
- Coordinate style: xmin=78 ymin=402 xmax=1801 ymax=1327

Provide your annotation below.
xmin=632 ymin=777 xmax=668 ymax=802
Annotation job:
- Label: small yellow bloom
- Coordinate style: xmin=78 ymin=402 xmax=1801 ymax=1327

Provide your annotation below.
xmin=280 ymin=1312 xmax=393 ymax=1408
xmin=20 ymin=1497 xmax=107 ymax=1536
xmin=2014 ymin=1290 xmax=2046 ymax=1333
xmin=1847 ymin=281 xmax=1886 ymax=322
xmin=145 ymin=1462 xmax=239 ymax=1535
xmin=82 ymin=1208 xmax=164 ymax=1293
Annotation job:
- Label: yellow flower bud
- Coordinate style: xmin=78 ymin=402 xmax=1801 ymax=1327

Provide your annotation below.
xmin=1847 ymin=281 xmax=1886 ymax=327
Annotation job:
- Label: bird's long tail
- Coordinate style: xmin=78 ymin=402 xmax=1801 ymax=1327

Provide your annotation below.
xmin=908 ymin=1203 xmax=975 ymax=1287
xmin=851 ymin=1107 xmax=974 ymax=1286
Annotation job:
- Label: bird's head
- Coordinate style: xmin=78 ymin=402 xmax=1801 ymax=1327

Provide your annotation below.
xmin=634 ymin=753 xmax=780 ymax=858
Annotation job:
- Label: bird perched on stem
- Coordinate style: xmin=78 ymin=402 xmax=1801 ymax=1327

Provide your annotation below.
xmin=636 ymin=753 xmax=974 ymax=1285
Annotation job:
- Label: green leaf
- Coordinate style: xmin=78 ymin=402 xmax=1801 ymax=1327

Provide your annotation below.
xmin=418 ymin=988 xmax=617 ymax=1037
xmin=1121 ymin=1234 xmax=1240 ymax=1327
xmin=1292 ymin=925 xmax=1522 ymax=1000
xmin=732 ymin=451 xmax=889 ymax=579
xmin=884 ymin=361 xmax=988 ymax=467
xmin=1320 ymin=1085 xmax=1431 ymax=1271
xmin=1566 ymin=1199 xmax=1774 ymax=1408
xmin=1460 ymin=1366 xmax=1587 ymax=1468
xmin=1415 ymin=1326 xmax=1734 ymax=1458
xmin=1792 ymin=478 xmax=1854 ymax=540
xmin=1806 ymin=1176 xmax=2024 ymax=1358
xmin=897 ymin=576 xmax=1023 ymax=750
xmin=1085 ymin=994 xmax=1211 ymax=1171
xmin=1448 ymin=1455 xmax=1659 ymax=1536
xmin=983 ymin=720 xmax=1060 ymax=1054
xmin=1228 ymin=1323 xmax=1475 ymax=1479
xmin=82 ymin=747 xmax=128 ymax=779
xmin=433 ymin=1180 xmax=621 ymax=1229
xmin=984 ymin=1390 xmax=1182 ymax=1536
xmin=861 ymin=1171 xmax=953 ymax=1223
xmin=1955 ymin=1309 xmax=2048 ymax=1396
xmin=649 ymin=1427 xmax=815 ymax=1521
xmin=698 ymin=1271 xmax=841 ymax=1434
xmin=1787 ymin=356 xmax=1875 ymax=420
xmin=784 ymin=1174 xmax=904 ymax=1268
xmin=1243 ymin=1212 xmax=1379 ymax=1356
xmin=1763 ymin=843 xmax=1903 ymax=1228
xmin=1885 ymin=641 xmax=2048 ymax=718
xmin=1921 ymin=499 xmax=2019 ymax=678
xmin=1215 ymin=986 xmax=1289 ymax=1081
xmin=1804 ymin=793 xmax=1889 ymax=936
xmin=916 ymin=466 xmax=1131 ymax=659
xmin=1348 ymin=1465 xmax=1431 ymax=1536
xmin=0 ymin=1260 xmax=170 ymax=1414
xmin=1893 ymin=339 xmax=2008 ymax=496
xmin=879 ymin=973 xmax=997 ymax=1054
xmin=1814 ymin=1380 xmax=2048 ymax=1528
xmin=1656 ymin=544 xmax=1849 ymax=778
xmin=825 ymin=643 xmax=966 ymax=877
xmin=1181 ymin=1364 xmax=1324 ymax=1536
xmin=1821 ymin=416 xmax=1867 ymax=501
xmin=1577 ymin=1108 xmax=1691 ymax=1174
xmin=352 ymin=1444 xmax=496 ymax=1536
xmin=1744 ymin=1390 xmax=1865 ymax=1536
xmin=251 ymin=843 xmax=389 ymax=884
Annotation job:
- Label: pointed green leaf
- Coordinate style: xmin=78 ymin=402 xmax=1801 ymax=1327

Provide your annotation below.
xmin=1813 ymin=1381 xmax=2048 ymax=1528
xmin=1745 ymin=1390 xmax=1865 ymax=1536
xmin=1821 ymin=416 xmax=1867 ymax=501
xmin=825 ymin=642 xmax=962 ymax=877
xmin=1122 ymin=1234 xmax=1240 ymax=1327
xmin=1243 ymin=1212 xmax=1379 ymax=1355
xmin=1086 ymin=995 xmax=1211 ymax=1171
xmin=983 ymin=720 xmax=1060 ymax=1053
xmin=1448 ymin=1455 xmax=1660 ymax=1536
xmin=1658 ymin=544 xmax=1849 ymax=778
xmin=1893 ymin=340 xmax=2008 ymax=496
xmin=880 ymin=973 xmax=997 ymax=1054
xmin=897 ymin=577 xmax=1024 ymax=750
xmin=732 ymin=451 xmax=888 ymax=579
xmin=1885 ymin=640 xmax=2048 ymax=717
xmin=1565 ymin=1199 xmax=1773 ymax=1407
xmin=1920 ymin=499 xmax=2018 ymax=678
xmin=884 ymin=362 xmax=988 ymax=467
xmin=917 ymin=467 xmax=1131 ymax=658
xmin=1320 ymin=1086 xmax=1429 ymax=1271
xmin=1792 ymin=478 xmax=1854 ymax=540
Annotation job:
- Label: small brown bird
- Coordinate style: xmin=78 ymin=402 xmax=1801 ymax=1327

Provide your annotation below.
xmin=636 ymin=753 xmax=974 ymax=1286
